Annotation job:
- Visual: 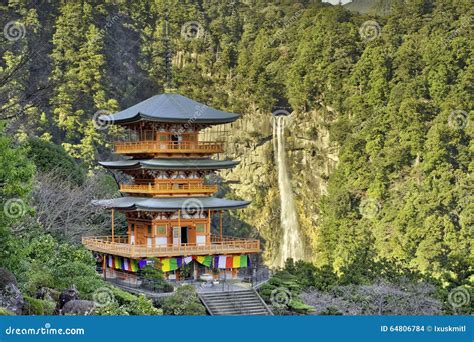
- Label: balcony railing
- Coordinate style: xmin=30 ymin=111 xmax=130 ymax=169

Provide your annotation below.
xmin=114 ymin=140 xmax=224 ymax=154
xmin=82 ymin=235 xmax=260 ymax=258
xmin=119 ymin=183 xmax=218 ymax=196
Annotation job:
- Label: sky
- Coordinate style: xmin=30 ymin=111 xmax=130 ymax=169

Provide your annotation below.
xmin=322 ymin=0 xmax=352 ymax=4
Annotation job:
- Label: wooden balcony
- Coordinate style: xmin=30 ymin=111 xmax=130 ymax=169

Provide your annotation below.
xmin=120 ymin=183 xmax=218 ymax=196
xmin=82 ymin=235 xmax=261 ymax=258
xmin=114 ymin=140 xmax=224 ymax=155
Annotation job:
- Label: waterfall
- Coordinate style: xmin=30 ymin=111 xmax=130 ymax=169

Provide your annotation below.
xmin=273 ymin=115 xmax=304 ymax=267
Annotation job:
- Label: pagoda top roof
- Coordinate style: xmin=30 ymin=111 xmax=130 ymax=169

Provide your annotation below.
xmin=99 ymin=93 xmax=239 ymax=125
xmin=92 ymin=197 xmax=250 ymax=211
xmin=98 ymin=158 xmax=239 ymax=171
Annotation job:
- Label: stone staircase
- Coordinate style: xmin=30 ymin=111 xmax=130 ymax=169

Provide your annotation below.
xmin=198 ymin=289 xmax=273 ymax=316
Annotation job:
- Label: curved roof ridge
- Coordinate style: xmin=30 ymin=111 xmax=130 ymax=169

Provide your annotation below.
xmin=92 ymin=197 xmax=250 ymax=211
xmin=99 ymin=93 xmax=240 ymax=125
xmin=98 ymin=158 xmax=239 ymax=170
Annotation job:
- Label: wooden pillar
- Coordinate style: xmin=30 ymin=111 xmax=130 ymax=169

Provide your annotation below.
xmin=102 ymin=254 xmax=106 ymax=280
xmin=207 ymin=209 xmax=211 ymax=244
xmin=152 ymin=222 xmax=155 ymax=248
xmin=219 ymin=210 xmax=223 ymax=242
xmin=111 ymin=209 xmax=115 ymax=243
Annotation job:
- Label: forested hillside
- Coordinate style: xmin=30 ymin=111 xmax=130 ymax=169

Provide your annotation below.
xmin=0 ymin=0 xmax=472 ymax=314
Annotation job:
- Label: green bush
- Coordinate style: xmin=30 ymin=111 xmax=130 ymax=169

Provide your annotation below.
xmin=139 ymin=264 xmax=173 ymax=292
xmin=0 ymin=307 xmax=15 ymax=316
xmin=94 ymin=303 xmax=129 ymax=316
xmin=123 ymin=294 xmax=162 ymax=315
xmin=27 ymin=138 xmax=85 ymax=185
xmin=23 ymin=296 xmax=56 ymax=315
xmin=161 ymin=285 xmax=206 ymax=315
xmin=110 ymin=287 xmax=137 ymax=306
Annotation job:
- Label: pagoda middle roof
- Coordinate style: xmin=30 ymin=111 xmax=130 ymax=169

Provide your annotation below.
xmin=99 ymin=93 xmax=239 ymax=125
xmin=98 ymin=158 xmax=239 ymax=170
xmin=92 ymin=197 xmax=250 ymax=211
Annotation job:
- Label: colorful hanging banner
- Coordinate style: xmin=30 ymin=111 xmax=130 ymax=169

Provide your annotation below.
xmin=213 ymin=255 xmax=250 ymax=269
xmin=107 ymin=255 xmax=140 ymax=272
xmin=194 ymin=255 xmax=212 ymax=267
xmin=158 ymin=256 xmax=193 ymax=272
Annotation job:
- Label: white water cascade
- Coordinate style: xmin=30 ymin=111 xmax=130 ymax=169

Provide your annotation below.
xmin=273 ymin=115 xmax=304 ymax=267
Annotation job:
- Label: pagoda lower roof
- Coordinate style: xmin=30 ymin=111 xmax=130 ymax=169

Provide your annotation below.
xmin=92 ymin=197 xmax=250 ymax=211
xmin=98 ymin=158 xmax=239 ymax=170
xmin=99 ymin=93 xmax=239 ymax=125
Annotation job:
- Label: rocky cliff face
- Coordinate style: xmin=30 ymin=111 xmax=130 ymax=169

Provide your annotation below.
xmin=220 ymin=108 xmax=339 ymax=265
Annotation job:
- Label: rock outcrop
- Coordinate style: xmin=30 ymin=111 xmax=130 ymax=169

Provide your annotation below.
xmin=61 ymin=300 xmax=96 ymax=315
xmin=0 ymin=268 xmax=24 ymax=315
xmin=220 ymin=107 xmax=339 ymax=264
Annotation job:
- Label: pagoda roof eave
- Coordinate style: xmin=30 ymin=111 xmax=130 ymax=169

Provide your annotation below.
xmin=98 ymin=93 xmax=240 ymax=125
xmin=92 ymin=197 xmax=250 ymax=211
xmin=98 ymin=159 xmax=239 ymax=170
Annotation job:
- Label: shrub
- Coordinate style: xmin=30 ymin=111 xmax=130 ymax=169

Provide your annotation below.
xmin=161 ymin=285 xmax=206 ymax=315
xmin=123 ymin=294 xmax=162 ymax=315
xmin=23 ymin=296 xmax=55 ymax=315
xmin=27 ymin=138 xmax=85 ymax=185
xmin=0 ymin=307 xmax=15 ymax=316
xmin=94 ymin=303 xmax=129 ymax=316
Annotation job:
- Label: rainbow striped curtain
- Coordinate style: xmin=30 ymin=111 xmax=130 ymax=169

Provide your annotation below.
xmin=107 ymin=255 xmax=139 ymax=272
xmin=158 ymin=257 xmax=193 ymax=272
xmin=213 ymin=255 xmax=249 ymax=269
xmin=194 ymin=255 xmax=212 ymax=267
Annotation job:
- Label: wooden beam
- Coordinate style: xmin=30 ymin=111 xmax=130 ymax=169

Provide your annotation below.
xmin=219 ymin=210 xmax=223 ymax=242
xmin=111 ymin=209 xmax=115 ymax=243
xmin=102 ymin=254 xmax=106 ymax=280
xmin=208 ymin=209 xmax=211 ymax=244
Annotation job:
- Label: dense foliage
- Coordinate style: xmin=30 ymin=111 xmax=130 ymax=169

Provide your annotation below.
xmin=0 ymin=0 xmax=472 ymax=315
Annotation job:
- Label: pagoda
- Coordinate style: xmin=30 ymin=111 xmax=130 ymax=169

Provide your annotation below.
xmin=82 ymin=93 xmax=260 ymax=283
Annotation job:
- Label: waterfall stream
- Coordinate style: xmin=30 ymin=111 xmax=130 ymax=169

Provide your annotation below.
xmin=273 ymin=115 xmax=304 ymax=267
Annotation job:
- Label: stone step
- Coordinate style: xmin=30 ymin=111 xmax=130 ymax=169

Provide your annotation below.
xmin=198 ymin=289 xmax=272 ymax=316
